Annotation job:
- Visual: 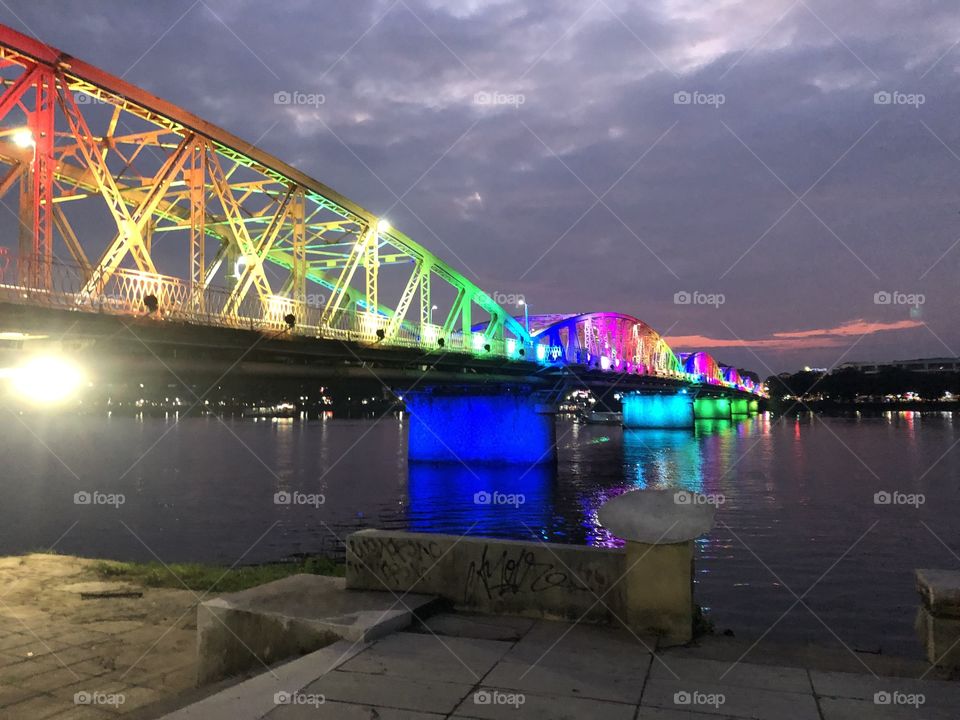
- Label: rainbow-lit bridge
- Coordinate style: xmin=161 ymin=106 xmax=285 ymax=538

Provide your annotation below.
xmin=0 ymin=24 xmax=763 ymax=463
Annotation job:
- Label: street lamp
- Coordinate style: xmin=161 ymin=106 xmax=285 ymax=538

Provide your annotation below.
xmin=430 ymin=304 xmax=437 ymax=323
xmin=518 ymin=299 xmax=529 ymax=333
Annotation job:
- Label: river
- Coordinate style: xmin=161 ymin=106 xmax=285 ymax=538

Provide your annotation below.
xmin=2 ymin=410 xmax=957 ymax=657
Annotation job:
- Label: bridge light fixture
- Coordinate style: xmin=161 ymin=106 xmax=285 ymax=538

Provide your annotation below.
xmin=437 ymin=337 xmax=445 ymax=348
xmin=143 ymin=294 xmax=159 ymax=314
xmin=377 ymin=218 xmax=391 ymax=234
xmin=283 ymin=313 xmax=296 ymax=329
xmin=12 ymin=127 xmax=34 ymax=148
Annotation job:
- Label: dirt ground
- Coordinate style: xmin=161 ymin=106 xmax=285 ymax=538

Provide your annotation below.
xmin=0 ymin=554 xmax=198 ymax=718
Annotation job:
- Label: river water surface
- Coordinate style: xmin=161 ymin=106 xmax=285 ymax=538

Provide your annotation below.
xmin=2 ymin=411 xmax=958 ymax=657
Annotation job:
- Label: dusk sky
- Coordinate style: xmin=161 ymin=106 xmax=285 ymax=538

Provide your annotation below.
xmin=4 ymin=0 xmax=959 ymax=374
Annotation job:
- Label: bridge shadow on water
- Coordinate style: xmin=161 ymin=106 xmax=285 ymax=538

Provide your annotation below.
xmin=406 ymin=416 xmax=752 ymax=549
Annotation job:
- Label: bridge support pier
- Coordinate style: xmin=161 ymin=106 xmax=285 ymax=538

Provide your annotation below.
xmin=693 ymin=397 xmax=731 ymax=419
xmin=731 ymin=398 xmax=750 ymax=415
xmin=405 ymin=389 xmax=556 ymax=464
xmin=622 ymin=392 xmax=694 ymax=429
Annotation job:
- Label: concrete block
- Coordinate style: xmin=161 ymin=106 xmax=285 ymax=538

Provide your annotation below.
xmin=346 ymin=529 xmax=626 ymax=623
xmin=161 ymin=639 xmax=367 ymax=719
xmin=915 ymin=568 xmax=960 ymax=670
xmin=916 ymin=606 xmax=960 ymax=670
xmin=916 ymin=568 xmax=960 ymax=618
xmin=197 ymin=574 xmax=436 ymax=685
xmin=623 ymin=540 xmax=694 ymax=645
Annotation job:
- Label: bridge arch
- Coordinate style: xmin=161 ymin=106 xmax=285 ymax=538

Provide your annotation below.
xmin=528 ymin=312 xmax=684 ymax=378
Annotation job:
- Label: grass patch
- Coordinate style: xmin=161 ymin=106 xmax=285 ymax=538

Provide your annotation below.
xmin=92 ymin=555 xmax=344 ymax=594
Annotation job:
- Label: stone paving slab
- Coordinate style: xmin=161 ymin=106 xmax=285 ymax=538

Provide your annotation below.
xmin=159 ymin=610 xmax=960 ymax=720
xmin=648 ymin=655 xmax=811 ymax=694
xmin=337 ymin=631 xmax=512 ymax=684
xmin=819 ymin=696 xmax=958 ymax=720
xmin=483 ymin=657 xmax=648 ymax=704
xmin=267 ymin=700 xmax=444 ymax=719
xmin=810 ymin=668 xmax=960 ymax=708
xmin=411 ymin=611 xmax=536 ymax=642
xmin=302 ymin=669 xmax=474 ymax=715
xmin=450 ymin=686 xmax=636 ymax=720
xmin=642 ymin=677 xmax=821 ymax=719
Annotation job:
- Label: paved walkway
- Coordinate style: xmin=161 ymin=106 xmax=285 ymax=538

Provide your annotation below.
xmin=159 ymin=613 xmax=960 ymax=720
xmin=0 ymin=554 xmax=197 ymax=719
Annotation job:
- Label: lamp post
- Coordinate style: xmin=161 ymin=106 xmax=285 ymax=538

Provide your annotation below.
xmin=518 ymin=299 xmax=529 ymax=333
xmin=430 ymin=304 xmax=437 ymax=324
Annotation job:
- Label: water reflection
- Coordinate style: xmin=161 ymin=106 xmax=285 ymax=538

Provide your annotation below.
xmin=408 ymin=416 xmax=763 ymax=550
xmin=407 ymin=462 xmax=552 ymax=539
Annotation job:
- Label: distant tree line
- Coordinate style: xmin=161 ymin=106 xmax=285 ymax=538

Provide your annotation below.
xmin=765 ymin=367 xmax=960 ymax=402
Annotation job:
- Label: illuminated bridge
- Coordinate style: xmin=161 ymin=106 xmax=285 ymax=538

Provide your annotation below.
xmin=0 ymin=24 xmax=763 ymax=463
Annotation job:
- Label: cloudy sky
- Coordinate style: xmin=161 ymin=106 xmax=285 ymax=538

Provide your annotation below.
xmin=3 ymin=0 xmax=959 ymax=373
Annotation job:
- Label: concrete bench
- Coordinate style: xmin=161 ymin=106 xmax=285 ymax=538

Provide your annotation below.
xmin=197 ymin=574 xmax=437 ymax=684
xmin=915 ymin=568 xmax=960 ymax=671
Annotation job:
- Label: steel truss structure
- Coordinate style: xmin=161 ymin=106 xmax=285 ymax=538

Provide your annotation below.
xmin=0 ymin=23 xmax=763 ymax=396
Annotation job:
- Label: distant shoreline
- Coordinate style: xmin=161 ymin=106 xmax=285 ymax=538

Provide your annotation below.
xmin=769 ymin=399 xmax=960 ymax=414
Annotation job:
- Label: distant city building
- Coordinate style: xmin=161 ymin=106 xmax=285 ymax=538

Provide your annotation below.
xmin=836 ymin=358 xmax=960 ymax=374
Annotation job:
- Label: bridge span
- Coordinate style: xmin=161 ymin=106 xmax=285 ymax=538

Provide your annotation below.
xmin=0 ymin=23 xmax=763 ymax=462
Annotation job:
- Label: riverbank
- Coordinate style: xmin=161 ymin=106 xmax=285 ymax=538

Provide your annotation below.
xmin=0 ymin=553 xmax=343 ymax=718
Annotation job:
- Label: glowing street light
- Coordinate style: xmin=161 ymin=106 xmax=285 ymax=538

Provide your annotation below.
xmin=4 ymin=355 xmax=84 ymax=405
xmin=430 ymin=304 xmax=437 ymax=323
xmin=377 ymin=218 xmax=391 ymax=234
xmin=518 ymin=299 xmax=529 ymax=333
xmin=11 ymin=127 xmax=35 ymax=149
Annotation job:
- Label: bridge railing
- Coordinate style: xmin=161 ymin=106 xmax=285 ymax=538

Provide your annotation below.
xmin=0 ymin=255 xmax=538 ymax=362
xmin=0 ymin=256 xmax=766 ymax=394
